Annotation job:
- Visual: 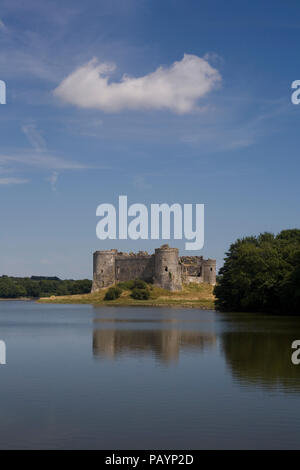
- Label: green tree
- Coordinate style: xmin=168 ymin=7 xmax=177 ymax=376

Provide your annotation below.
xmin=214 ymin=229 xmax=300 ymax=314
xmin=0 ymin=275 xmax=92 ymax=299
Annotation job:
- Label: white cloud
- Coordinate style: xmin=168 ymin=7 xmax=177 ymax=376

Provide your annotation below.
xmin=22 ymin=123 xmax=46 ymax=152
xmin=0 ymin=152 xmax=89 ymax=170
xmin=54 ymin=54 xmax=221 ymax=114
xmin=0 ymin=177 xmax=29 ymax=185
xmin=18 ymin=121 xmax=91 ymax=169
xmin=0 ymin=120 xmax=107 ymax=188
xmin=46 ymin=171 xmax=58 ymax=191
xmin=0 ymin=19 xmax=8 ymax=32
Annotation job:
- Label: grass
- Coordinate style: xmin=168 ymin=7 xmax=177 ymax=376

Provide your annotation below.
xmin=38 ymin=282 xmax=215 ymax=309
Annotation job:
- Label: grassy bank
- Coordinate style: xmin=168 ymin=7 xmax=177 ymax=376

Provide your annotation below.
xmin=38 ymin=282 xmax=215 ymax=309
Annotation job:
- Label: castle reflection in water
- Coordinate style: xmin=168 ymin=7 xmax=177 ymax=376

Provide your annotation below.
xmin=91 ymin=310 xmax=300 ymax=394
xmin=93 ymin=322 xmax=216 ymax=363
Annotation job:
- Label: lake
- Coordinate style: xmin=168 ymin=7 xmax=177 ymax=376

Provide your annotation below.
xmin=0 ymin=301 xmax=299 ymax=449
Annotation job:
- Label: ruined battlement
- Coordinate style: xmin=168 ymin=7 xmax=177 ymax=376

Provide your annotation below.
xmin=92 ymin=245 xmax=216 ymax=292
xmin=115 ymin=251 xmax=152 ymax=258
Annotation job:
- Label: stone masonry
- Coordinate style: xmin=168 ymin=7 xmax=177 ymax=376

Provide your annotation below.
xmin=92 ymin=244 xmax=216 ymax=292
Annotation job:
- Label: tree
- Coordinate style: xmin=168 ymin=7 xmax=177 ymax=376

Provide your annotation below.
xmin=214 ymin=229 xmax=300 ymax=314
xmin=0 ymin=275 xmax=92 ymax=299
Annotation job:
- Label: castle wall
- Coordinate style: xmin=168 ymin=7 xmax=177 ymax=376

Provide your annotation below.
xmin=92 ymin=250 xmax=117 ymax=291
xmin=203 ymin=259 xmax=216 ymax=285
xmin=115 ymin=256 xmax=155 ymax=283
xmin=92 ymin=246 xmax=216 ymax=292
xmin=180 ymin=256 xmax=204 ymax=284
xmin=154 ymin=246 xmax=182 ymax=291
xmin=183 ymin=275 xmax=204 ymax=285
xmin=180 ymin=256 xmax=203 ymax=265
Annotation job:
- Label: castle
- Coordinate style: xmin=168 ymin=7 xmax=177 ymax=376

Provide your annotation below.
xmin=92 ymin=245 xmax=216 ymax=292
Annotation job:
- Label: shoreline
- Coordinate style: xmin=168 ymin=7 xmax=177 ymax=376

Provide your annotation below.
xmin=0 ymin=297 xmax=35 ymax=301
xmin=38 ymin=283 xmax=216 ymax=309
xmin=38 ymin=300 xmax=215 ymax=309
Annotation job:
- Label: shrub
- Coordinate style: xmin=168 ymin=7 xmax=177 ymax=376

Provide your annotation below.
xmin=131 ymin=288 xmax=150 ymax=300
xmin=117 ymin=279 xmax=148 ymax=291
xmin=104 ymin=287 xmax=122 ymax=301
xmin=133 ymin=279 xmax=148 ymax=289
xmin=117 ymin=280 xmax=136 ymax=291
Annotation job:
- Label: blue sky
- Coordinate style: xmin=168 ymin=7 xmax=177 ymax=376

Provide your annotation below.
xmin=0 ymin=0 xmax=299 ymax=278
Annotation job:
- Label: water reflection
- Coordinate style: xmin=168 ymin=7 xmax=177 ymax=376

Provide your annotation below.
xmin=92 ymin=308 xmax=300 ymax=392
xmin=219 ymin=312 xmax=300 ymax=393
xmin=93 ymin=319 xmax=216 ymax=363
xmin=1 ymin=303 xmax=300 ymax=448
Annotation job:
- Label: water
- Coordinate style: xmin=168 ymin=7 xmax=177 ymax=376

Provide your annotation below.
xmin=0 ymin=301 xmax=300 ymax=449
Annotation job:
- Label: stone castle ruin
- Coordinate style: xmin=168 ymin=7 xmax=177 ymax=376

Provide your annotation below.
xmin=92 ymin=245 xmax=216 ymax=292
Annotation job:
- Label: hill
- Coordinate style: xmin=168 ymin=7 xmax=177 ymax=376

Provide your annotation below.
xmin=39 ymin=282 xmax=215 ymax=309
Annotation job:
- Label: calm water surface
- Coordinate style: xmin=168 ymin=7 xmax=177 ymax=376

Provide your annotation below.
xmin=0 ymin=301 xmax=300 ymax=449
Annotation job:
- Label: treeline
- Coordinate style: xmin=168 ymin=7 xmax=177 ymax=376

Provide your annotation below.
xmin=0 ymin=276 xmax=92 ymax=299
xmin=214 ymin=229 xmax=300 ymax=314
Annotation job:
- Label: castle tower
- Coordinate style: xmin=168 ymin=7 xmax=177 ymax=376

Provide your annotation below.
xmin=154 ymin=245 xmax=182 ymax=291
xmin=202 ymin=259 xmax=216 ymax=285
xmin=92 ymin=249 xmax=117 ymax=292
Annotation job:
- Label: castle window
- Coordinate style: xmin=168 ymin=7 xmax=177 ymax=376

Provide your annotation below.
xmin=198 ymin=267 xmax=202 ymax=277
xmin=210 ymin=267 xmax=213 ymax=271
xmin=165 ymin=266 xmax=168 ymax=272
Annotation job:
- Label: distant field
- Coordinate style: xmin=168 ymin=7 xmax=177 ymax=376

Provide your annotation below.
xmin=38 ymin=283 xmax=215 ymax=309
